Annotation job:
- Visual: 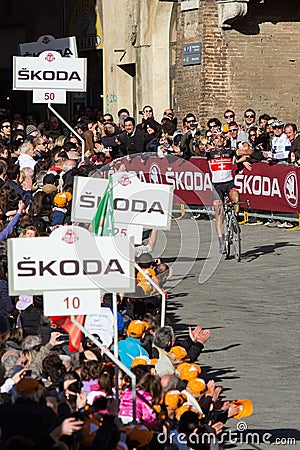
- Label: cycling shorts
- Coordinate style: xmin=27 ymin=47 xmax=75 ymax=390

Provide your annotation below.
xmin=212 ymin=179 xmax=237 ymax=203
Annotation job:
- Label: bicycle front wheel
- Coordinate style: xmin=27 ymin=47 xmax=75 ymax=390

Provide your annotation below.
xmin=231 ymin=215 xmax=241 ymax=261
xmin=224 ymin=216 xmax=231 ymax=260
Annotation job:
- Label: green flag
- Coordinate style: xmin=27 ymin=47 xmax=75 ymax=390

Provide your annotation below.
xmin=91 ymin=176 xmax=114 ymax=236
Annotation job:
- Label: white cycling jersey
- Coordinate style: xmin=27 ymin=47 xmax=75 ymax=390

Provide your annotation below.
xmin=271 ymin=133 xmax=291 ymax=160
xmin=207 ymin=147 xmax=235 ymax=184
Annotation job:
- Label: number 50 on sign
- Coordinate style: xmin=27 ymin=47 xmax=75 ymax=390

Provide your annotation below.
xmin=43 ymin=290 xmax=101 ymax=316
xmin=33 ymin=89 xmax=66 ymax=104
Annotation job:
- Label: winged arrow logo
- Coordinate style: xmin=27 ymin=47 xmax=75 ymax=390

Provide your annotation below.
xmin=284 ymin=172 xmax=298 ymax=208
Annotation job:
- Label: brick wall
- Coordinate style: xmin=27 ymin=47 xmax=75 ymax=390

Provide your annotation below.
xmin=174 ymin=0 xmax=300 ymax=126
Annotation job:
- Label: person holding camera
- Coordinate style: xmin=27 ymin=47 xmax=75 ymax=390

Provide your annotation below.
xmin=101 ymin=122 xmax=123 ymax=160
xmin=136 ymin=105 xmax=160 ymax=133
xmin=181 ymin=113 xmax=202 ymax=159
xmin=157 ymin=121 xmax=175 ymax=157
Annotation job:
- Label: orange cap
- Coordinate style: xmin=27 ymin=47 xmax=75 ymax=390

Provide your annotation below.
xmin=127 ymin=320 xmax=149 ymax=338
xmin=150 ymin=358 xmax=158 ymax=365
xmin=54 ymin=191 xmax=72 ymax=208
xmin=177 ymin=362 xmax=191 ymax=375
xmin=186 ymin=378 xmax=206 ymax=397
xmin=164 ymin=390 xmax=184 ymax=410
xmin=180 ymin=363 xmax=201 ymax=381
xmin=168 ymin=346 xmax=188 ymax=363
xmin=131 ymin=356 xmax=151 ymax=368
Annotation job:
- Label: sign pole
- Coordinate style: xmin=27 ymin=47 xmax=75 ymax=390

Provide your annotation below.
xmin=112 ymin=292 xmax=119 ymax=400
xmin=48 ymin=103 xmax=85 ymax=161
xmin=70 ymin=315 xmax=136 ymax=422
xmin=112 ymin=292 xmax=119 ymax=358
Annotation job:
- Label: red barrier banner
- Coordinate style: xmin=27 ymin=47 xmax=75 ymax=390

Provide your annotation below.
xmin=99 ymin=157 xmax=300 ymax=214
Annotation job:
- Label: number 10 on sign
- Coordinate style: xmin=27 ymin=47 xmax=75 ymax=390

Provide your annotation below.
xmin=43 ymin=290 xmax=101 ymax=316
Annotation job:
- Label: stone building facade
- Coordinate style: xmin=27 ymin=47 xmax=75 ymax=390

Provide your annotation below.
xmin=0 ymin=0 xmax=299 ymax=126
xmin=174 ymin=0 xmax=300 ymax=125
xmin=100 ymin=0 xmax=176 ymax=120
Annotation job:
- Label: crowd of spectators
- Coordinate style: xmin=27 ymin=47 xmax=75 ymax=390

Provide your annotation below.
xmin=0 ymin=102 xmax=293 ymax=448
xmin=0 ymin=106 xmax=299 ymax=178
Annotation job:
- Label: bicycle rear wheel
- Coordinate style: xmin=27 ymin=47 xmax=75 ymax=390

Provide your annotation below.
xmin=231 ymin=214 xmax=241 ymax=261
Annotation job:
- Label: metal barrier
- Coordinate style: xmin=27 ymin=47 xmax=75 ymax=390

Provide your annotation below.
xmin=238 ymin=211 xmax=300 ymax=228
xmin=171 ymin=204 xmax=186 ymax=220
xmin=172 ymin=206 xmax=300 ymax=229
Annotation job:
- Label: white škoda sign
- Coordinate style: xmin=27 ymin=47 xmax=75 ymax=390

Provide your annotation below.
xmin=18 ymin=35 xmax=78 ymax=58
xmin=72 ymin=173 xmax=174 ymax=230
xmin=8 ymin=226 xmax=135 ymax=295
xmin=72 ymin=174 xmax=143 ymax=243
xmin=13 ymin=50 xmax=86 ymax=91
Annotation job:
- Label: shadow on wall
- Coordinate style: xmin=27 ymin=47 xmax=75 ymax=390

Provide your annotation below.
xmin=231 ymin=0 xmax=300 ymax=35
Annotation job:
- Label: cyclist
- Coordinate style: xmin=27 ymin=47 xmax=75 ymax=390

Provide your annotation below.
xmin=205 ymin=132 xmax=253 ymax=253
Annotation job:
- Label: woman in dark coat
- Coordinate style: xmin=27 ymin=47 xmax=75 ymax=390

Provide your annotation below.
xmin=143 ymin=118 xmax=161 ymax=153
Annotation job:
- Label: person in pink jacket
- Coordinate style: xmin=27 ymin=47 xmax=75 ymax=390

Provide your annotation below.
xmin=119 ymin=372 xmax=162 ymax=428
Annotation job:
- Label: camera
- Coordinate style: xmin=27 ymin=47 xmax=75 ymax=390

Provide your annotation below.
xmin=58 ymin=334 xmax=70 ymax=343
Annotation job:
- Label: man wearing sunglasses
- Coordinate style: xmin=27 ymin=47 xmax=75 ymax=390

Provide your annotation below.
xmin=206 ymin=131 xmax=253 ymax=253
xmin=223 ymin=109 xmax=235 ymax=124
xmin=228 ymin=121 xmax=248 ymax=151
xmin=181 ymin=113 xmax=201 ymax=159
xmin=243 ymin=109 xmax=257 ymax=132
xmin=33 ymin=137 xmax=49 ymax=161
xmin=267 ymin=120 xmax=291 ymax=163
xmin=137 ymin=105 xmax=160 ymax=132
xmin=0 ymin=120 xmax=11 ymax=145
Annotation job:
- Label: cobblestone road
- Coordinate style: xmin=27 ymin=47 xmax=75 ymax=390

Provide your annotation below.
xmin=159 ymin=218 xmax=300 ymax=449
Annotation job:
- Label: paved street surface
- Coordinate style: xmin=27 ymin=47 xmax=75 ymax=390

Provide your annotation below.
xmin=159 ymin=218 xmax=300 ymax=449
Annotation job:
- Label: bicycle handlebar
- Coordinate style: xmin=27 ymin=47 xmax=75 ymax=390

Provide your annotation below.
xmin=225 ymin=200 xmax=250 ymax=207
xmin=218 ymin=199 xmax=250 ymax=215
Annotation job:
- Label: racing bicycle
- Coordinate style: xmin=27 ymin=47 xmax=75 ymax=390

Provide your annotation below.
xmin=222 ymin=198 xmax=250 ymax=262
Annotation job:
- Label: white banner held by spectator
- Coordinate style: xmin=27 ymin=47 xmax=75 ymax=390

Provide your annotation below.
xmin=85 ymin=309 xmax=114 ymax=347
